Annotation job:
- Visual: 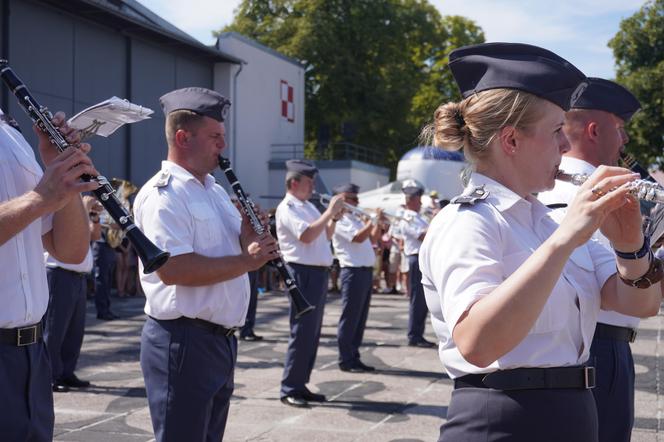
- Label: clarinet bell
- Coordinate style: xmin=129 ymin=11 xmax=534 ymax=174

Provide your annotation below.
xmin=125 ymin=227 xmax=170 ymax=274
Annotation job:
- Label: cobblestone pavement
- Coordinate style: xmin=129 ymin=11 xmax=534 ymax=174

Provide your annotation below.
xmin=52 ymin=291 xmax=663 ymax=441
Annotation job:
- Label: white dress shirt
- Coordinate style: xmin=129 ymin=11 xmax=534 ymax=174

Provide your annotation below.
xmin=400 ymin=209 xmax=428 ymax=256
xmin=0 ymin=108 xmax=53 ymax=328
xmin=134 ymin=161 xmax=249 ymax=327
xmin=420 ymin=173 xmax=616 ymax=379
xmin=276 ymin=192 xmax=333 ymax=266
xmin=538 ymin=156 xmax=640 ymax=329
xmin=332 ymin=213 xmax=375 ymax=268
xmin=45 ymin=249 xmax=93 ymax=273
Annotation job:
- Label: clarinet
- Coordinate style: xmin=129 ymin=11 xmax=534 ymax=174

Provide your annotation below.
xmin=218 ymin=156 xmax=315 ymax=318
xmin=0 ymin=60 xmax=170 ymax=274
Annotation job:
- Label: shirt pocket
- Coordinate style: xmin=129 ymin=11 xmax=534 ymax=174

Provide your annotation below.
xmin=189 ymin=202 xmax=222 ymax=248
xmin=502 ymin=250 xmax=568 ymax=334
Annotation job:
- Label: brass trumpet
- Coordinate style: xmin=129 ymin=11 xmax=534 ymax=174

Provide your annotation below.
xmin=314 ymin=192 xmax=407 ymax=225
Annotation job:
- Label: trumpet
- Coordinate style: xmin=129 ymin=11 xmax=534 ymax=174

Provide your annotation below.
xmin=556 ymin=170 xmax=664 ymax=204
xmin=314 ymin=192 xmax=407 ymax=225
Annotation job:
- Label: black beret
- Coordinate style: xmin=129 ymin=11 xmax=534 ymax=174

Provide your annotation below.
xmin=571 ymin=77 xmax=641 ymax=122
xmin=333 ymin=183 xmax=360 ymax=195
xmin=449 ymin=42 xmax=587 ymax=111
xmin=285 ymin=159 xmax=318 ymax=178
xmin=159 ymin=87 xmax=231 ymax=122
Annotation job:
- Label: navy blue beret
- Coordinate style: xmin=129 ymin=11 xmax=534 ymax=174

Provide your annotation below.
xmin=160 ymin=87 xmax=231 ymax=122
xmin=286 ymin=159 xmax=318 ymax=178
xmin=333 ymin=183 xmax=360 ymax=195
xmin=449 ymin=42 xmax=587 ymax=111
xmin=571 ymin=77 xmax=641 ymax=122
xmin=402 ymin=179 xmax=424 ymax=196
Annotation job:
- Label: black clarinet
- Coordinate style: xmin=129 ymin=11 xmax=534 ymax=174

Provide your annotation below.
xmin=0 ymin=60 xmax=170 ymax=274
xmin=218 ymin=156 xmax=314 ymax=318
xmin=620 ymin=152 xmax=657 ymax=183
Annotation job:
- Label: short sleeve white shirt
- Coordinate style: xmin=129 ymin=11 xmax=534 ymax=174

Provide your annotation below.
xmin=332 ymin=213 xmax=375 ymax=267
xmin=0 ymin=109 xmax=53 ymax=327
xmin=133 ymin=161 xmax=249 ymax=327
xmin=420 ymin=173 xmax=617 ymax=379
xmin=276 ymin=192 xmax=333 ymax=266
xmin=401 ymin=210 xmax=428 ymax=256
xmin=538 ymin=156 xmax=640 ymax=329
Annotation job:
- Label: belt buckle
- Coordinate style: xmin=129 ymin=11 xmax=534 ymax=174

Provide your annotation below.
xmin=225 ymin=327 xmax=237 ymax=337
xmin=17 ymin=325 xmax=37 ymax=346
xmin=629 ymin=329 xmax=637 ymax=343
xmin=583 ymin=366 xmax=596 ymax=389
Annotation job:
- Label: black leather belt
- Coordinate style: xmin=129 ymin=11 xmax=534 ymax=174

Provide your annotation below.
xmin=0 ymin=322 xmax=43 ymax=346
xmin=594 ymin=322 xmax=637 ymax=343
xmin=173 ymin=317 xmax=237 ymax=337
xmin=49 ymin=267 xmax=89 ymax=277
xmin=288 ymin=263 xmax=329 ymax=270
xmin=454 ymin=366 xmax=596 ymax=391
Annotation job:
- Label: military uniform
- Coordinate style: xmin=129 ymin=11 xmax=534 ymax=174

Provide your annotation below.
xmin=0 ymin=108 xmax=54 ymax=441
xmin=331 ymin=183 xmax=376 ymax=372
xmin=276 ymin=160 xmax=333 ymax=404
xmin=134 ymin=88 xmax=244 ymax=442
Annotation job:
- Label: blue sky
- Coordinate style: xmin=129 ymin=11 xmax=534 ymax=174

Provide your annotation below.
xmin=137 ymin=0 xmax=646 ymax=78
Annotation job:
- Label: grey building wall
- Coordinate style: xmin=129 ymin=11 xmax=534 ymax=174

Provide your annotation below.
xmin=1 ymin=0 xmax=214 ymax=185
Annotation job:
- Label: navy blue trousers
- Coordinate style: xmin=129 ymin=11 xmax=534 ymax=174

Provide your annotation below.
xmin=440 ymin=387 xmax=597 ymax=442
xmin=240 ymin=270 xmax=259 ymax=338
xmin=140 ymin=317 xmax=237 ymax=442
xmin=44 ymin=267 xmax=87 ymax=382
xmin=93 ymin=241 xmax=116 ymax=316
xmin=0 ymin=341 xmax=54 ymax=442
xmin=281 ymin=263 xmax=329 ymax=397
xmin=337 ymin=267 xmax=372 ymax=366
xmin=407 ymin=255 xmax=428 ymax=342
xmin=590 ymin=332 xmax=635 ymax=442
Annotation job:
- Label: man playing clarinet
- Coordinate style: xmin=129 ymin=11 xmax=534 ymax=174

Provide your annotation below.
xmin=133 ymin=87 xmax=278 ymax=442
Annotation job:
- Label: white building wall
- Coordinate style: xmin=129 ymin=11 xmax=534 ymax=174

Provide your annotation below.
xmin=214 ymin=33 xmax=305 ymax=207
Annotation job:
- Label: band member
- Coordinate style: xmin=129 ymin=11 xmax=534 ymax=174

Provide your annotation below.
xmin=133 ymin=87 xmax=278 ymax=441
xmin=538 ymin=78 xmax=642 ymax=442
xmin=400 ymin=179 xmax=435 ymax=348
xmin=419 ymin=42 xmax=661 ymax=441
xmin=0 ymin=108 xmax=98 ymax=441
xmin=44 ymin=195 xmax=101 ymax=393
xmin=276 ymin=159 xmax=344 ymax=407
xmin=240 ymin=270 xmax=263 ymax=341
xmin=332 ymin=183 xmax=383 ymax=372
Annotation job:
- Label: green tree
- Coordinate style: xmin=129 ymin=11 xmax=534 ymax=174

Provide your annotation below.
xmin=219 ymin=0 xmax=483 ymax=171
xmin=610 ymin=0 xmax=664 ymax=169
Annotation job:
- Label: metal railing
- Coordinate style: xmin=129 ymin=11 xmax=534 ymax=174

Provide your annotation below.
xmin=270 ymin=142 xmax=383 ymax=165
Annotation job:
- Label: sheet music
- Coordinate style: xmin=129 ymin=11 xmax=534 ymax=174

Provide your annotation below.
xmin=67 ymin=96 xmax=153 ymax=138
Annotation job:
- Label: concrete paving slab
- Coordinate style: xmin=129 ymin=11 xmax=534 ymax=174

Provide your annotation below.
xmin=53 ymin=292 xmax=664 ymax=441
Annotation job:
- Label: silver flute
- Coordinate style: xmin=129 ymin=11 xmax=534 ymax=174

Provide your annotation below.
xmin=556 ymin=171 xmax=664 ymax=204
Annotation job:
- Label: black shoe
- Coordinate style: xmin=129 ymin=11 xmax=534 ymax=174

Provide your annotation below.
xmin=301 ymin=388 xmax=326 ymax=402
xmin=97 ymin=312 xmax=118 ymax=320
xmin=280 ymin=394 xmax=309 ymax=408
xmin=355 ymin=360 xmax=376 ymax=372
xmin=52 ymin=382 xmax=69 ymax=393
xmin=240 ymin=332 xmax=263 ymax=341
xmin=339 ymin=363 xmax=365 ymax=373
xmin=408 ymin=338 xmax=436 ymax=348
xmin=61 ymin=374 xmax=90 ymax=388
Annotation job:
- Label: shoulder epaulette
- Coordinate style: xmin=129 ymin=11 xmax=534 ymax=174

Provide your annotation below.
xmin=450 ymin=185 xmax=489 ymax=205
xmin=154 ymin=170 xmax=172 ymax=188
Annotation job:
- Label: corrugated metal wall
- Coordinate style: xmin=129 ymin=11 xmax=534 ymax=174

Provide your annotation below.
xmin=1 ymin=0 xmax=214 ymax=185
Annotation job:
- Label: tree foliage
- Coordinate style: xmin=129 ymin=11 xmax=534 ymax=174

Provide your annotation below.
xmin=610 ymin=0 xmax=664 ymax=169
xmin=219 ymin=0 xmax=484 ymax=170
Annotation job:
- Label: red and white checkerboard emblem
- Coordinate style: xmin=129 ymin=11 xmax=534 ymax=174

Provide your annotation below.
xmin=281 ymin=80 xmax=294 ymax=123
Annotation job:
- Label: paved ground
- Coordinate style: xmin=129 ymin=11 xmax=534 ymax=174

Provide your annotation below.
xmin=52 ymin=290 xmax=663 ymax=441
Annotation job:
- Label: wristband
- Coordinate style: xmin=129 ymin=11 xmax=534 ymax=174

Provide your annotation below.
xmin=618 ymin=253 xmax=664 ymax=289
xmin=614 ymin=236 xmax=650 ymax=260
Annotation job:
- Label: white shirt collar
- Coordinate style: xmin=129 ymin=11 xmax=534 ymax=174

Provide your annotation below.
xmin=559 ymin=156 xmax=596 ymax=176
xmin=161 ymin=160 xmax=216 ymax=190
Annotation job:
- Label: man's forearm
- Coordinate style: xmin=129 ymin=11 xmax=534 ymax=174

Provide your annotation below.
xmin=156 ymin=252 xmax=255 ymax=286
xmin=0 ymin=191 xmax=50 ymax=247
xmin=50 ymin=195 xmax=90 ymax=263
